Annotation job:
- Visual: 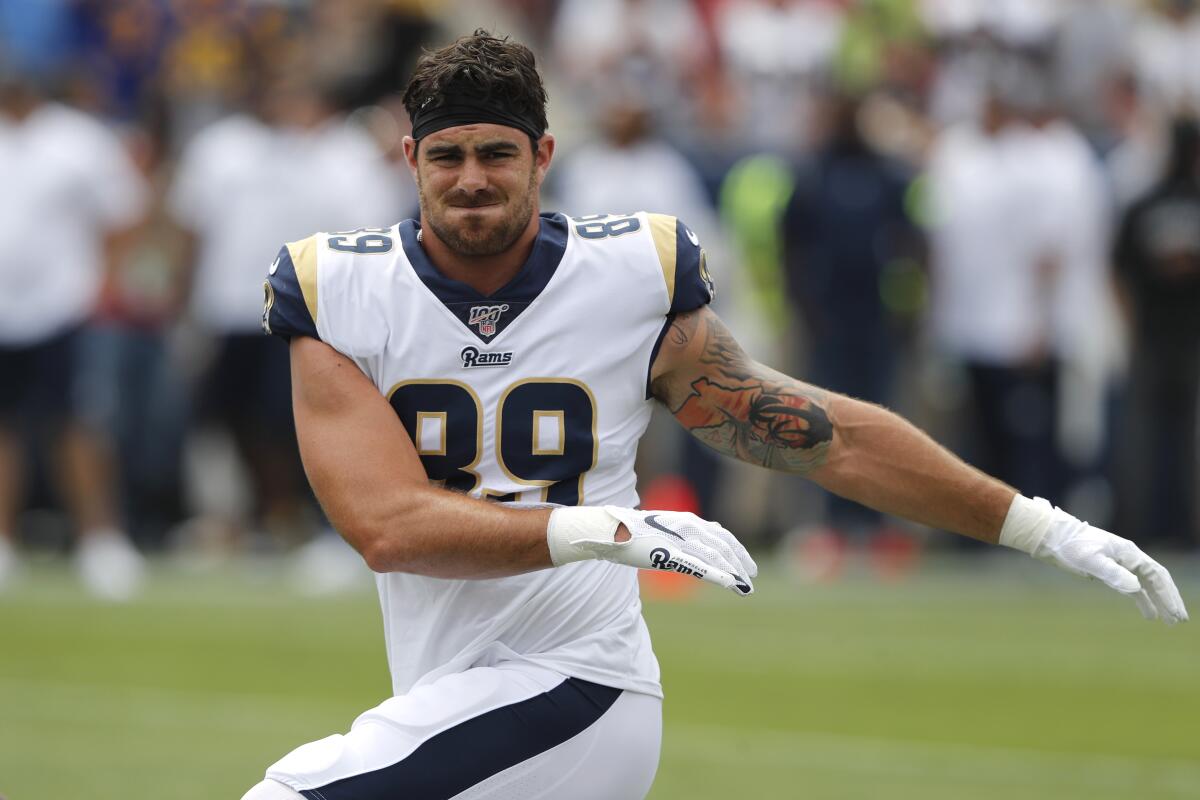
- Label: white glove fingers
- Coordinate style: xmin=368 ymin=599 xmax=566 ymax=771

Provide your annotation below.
xmin=1089 ymin=555 xmax=1142 ymax=595
xmin=1132 ymin=589 xmax=1158 ymax=621
xmin=696 ymin=563 xmax=754 ymax=596
xmin=715 ymin=526 xmax=758 ymax=578
xmin=678 ymin=514 xmax=753 ymax=578
xmin=646 ymin=540 xmax=752 ymax=596
xmin=596 ymin=507 xmax=755 ymax=597
xmin=1116 ymin=548 xmax=1189 ymax=624
xmin=691 ymin=526 xmax=736 ymax=565
xmin=682 ymin=539 xmax=739 ymax=579
xmin=1144 ymin=570 xmax=1188 ymax=624
xmin=696 ymin=530 xmax=747 ymax=583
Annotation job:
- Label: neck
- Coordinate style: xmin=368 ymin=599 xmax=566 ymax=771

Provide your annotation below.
xmin=418 ymin=213 xmax=542 ymax=296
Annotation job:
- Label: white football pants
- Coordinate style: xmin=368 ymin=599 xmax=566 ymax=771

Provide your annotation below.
xmin=249 ymin=661 xmax=662 ymax=800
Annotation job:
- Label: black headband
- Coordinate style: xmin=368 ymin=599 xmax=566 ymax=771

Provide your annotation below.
xmin=411 ymin=95 xmax=544 ymax=142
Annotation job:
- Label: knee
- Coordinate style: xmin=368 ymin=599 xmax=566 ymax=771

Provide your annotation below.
xmin=240 ymin=779 xmax=305 ymax=800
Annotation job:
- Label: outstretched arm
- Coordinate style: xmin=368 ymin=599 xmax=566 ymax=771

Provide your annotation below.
xmin=651 ymin=307 xmax=1188 ymax=623
xmin=650 ymin=307 xmax=1014 ymax=542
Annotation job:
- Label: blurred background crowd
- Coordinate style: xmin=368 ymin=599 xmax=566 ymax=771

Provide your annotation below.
xmin=1 ymin=0 xmax=1199 ymax=599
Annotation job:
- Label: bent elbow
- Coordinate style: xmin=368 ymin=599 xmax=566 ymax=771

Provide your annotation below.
xmin=334 ymin=498 xmax=421 ymax=573
xmin=336 ymin=518 xmax=399 ymax=573
xmin=360 ymin=539 xmax=393 ymax=573
xmin=357 ymin=533 xmax=411 ymax=573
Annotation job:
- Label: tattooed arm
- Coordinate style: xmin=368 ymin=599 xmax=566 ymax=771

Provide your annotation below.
xmin=649 ymin=307 xmax=1016 ymax=543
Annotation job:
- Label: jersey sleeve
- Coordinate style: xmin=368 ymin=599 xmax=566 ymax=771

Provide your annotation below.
xmin=645 ymin=213 xmax=715 ymax=315
xmin=262 ymin=236 xmax=320 ymax=341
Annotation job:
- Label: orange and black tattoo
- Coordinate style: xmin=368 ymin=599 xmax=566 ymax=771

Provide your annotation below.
xmin=652 ymin=309 xmax=833 ymax=473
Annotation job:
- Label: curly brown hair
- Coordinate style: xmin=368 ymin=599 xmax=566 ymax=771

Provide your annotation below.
xmin=403 ymin=29 xmax=548 ymax=149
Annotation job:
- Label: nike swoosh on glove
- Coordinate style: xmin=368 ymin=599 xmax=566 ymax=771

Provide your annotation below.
xmin=547 ymin=506 xmax=758 ymax=596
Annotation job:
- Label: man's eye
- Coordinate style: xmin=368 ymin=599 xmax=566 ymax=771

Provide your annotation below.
xmin=487 ymin=151 xmax=513 ymax=160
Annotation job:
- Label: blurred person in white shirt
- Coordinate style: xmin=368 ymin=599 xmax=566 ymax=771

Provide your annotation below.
xmin=922 ymin=0 xmax=1065 ymax=127
xmin=714 ymin=0 xmax=846 ymax=153
xmin=550 ymin=0 xmax=708 ymax=140
xmin=1128 ymin=0 xmax=1200 ymax=114
xmin=0 ymin=66 xmax=147 ymax=598
xmin=553 ymin=88 xmax=721 ymax=241
xmin=168 ymin=58 xmax=406 ymax=555
xmin=926 ymin=64 xmax=1106 ymax=509
xmin=1102 ymin=69 xmax=1170 ymax=212
xmin=1019 ymin=75 xmax=1121 ymax=523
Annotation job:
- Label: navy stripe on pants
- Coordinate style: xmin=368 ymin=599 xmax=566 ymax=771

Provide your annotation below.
xmin=300 ymin=678 xmax=622 ymax=800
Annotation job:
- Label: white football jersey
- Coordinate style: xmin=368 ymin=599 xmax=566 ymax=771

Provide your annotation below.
xmin=264 ymin=211 xmax=714 ymax=698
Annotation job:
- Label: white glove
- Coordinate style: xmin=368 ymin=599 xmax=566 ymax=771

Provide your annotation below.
xmin=1000 ymin=495 xmax=1189 ymax=625
xmin=547 ymin=506 xmax=757 ymax=597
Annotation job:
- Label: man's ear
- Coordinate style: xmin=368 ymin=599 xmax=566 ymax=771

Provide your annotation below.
xmin=402 ymin=136 xmax=420 ymax=179
xmin=534 ymin=133 xmax=555 ymax=182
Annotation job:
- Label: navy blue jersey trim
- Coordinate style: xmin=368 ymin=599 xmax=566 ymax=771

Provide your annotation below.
xmin=668 ymin=218 xmax=714 ymax=316
xmin=300 ymin=678 xmax=622 ymax=800
xmin=264 ymin=244 xmax=319 ymax=341
xmin=398 ymin=213 xmax=569 ymax=343
xmin=646 ymin=313 xmax=675 ymax=400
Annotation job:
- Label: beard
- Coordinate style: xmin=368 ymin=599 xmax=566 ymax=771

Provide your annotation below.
xmin=421 ymin=170 xmax=538 ymax=257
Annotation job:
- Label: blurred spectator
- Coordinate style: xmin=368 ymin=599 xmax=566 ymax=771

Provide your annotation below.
xmin=920 ymin=0 xmax=1064 ymax=49
xmin=0 ymin=0 xmax=77 ymax=76
xmin=1022 ymin=88 xmax=1114 ymax=503
xmin=833 ymin=0 xmax=927 ymax=98
xmin=780 ymin=90 xmax=923 ymax=572
xmin=1102 ymin=70 xmax=1169 ymax=211
xmin=551 ymin=0 xmax=709 ymax=139
xmin=554 ymin=88 xmax=720 ymax=233
xmin=924 ymin=73 xmax=1083 ymax=506
xmin=1129 ymin=0 xmax=1200 ymax=115
xmin=923 ymin=25 xmax=1001 ymax=127
xmin=0 ymin=68 xmax=147 ymax=598
xmin=1052 ymin=0 xmax=1136 ymax=142
xmin=160 ymin=0 xmax=258 ymax=142
xmin=72 ymin=0 xmax=173 ymax=122
xmin=307 ymin=0 xmax=435 ymax=110
xmin=167 ymin=57 xmax=405 ymax=551
xmin=713 ymin=0 xmax=846 ymax=153
xmin=1113 ymin=116 xmax=1200 ymax=548
xmin=90 ymin=103 xmax=191 ymax=551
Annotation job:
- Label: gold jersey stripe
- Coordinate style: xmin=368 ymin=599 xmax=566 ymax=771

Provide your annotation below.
xmin=647 ymin=213 xmax=677 ymax=305
xmin=286 ymin=235 xmax=319 ymax=324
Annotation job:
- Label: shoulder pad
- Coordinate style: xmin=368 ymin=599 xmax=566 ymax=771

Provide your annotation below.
xmin=645 ymin=213 xmax=715 ymax=314
xmin=262 ymin=235 xmax=319 ymax=340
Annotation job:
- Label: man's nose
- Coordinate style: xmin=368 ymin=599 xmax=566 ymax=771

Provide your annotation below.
xmin=456 ymin=157 xmax=488 ymax=192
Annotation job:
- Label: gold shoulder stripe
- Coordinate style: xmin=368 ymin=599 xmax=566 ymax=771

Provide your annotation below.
xmin=647 ymin=213 xmax=677 ymax=305
xmin=286 ymin=235 xmax=319 ymax=324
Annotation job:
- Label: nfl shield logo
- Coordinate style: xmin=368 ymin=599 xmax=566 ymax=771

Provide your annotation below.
xmin=468 ymin=304 xmax=510 ymax=337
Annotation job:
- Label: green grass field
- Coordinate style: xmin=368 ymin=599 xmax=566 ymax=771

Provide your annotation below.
xmin=1 ymin=555 xmax=1196 ymax=799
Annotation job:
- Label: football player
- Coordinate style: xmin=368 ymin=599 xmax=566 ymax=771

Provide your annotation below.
xmin=243 ymin=30 xmax=1187 ymax=800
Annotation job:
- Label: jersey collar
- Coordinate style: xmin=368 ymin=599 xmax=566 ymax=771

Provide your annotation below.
xmin=399 ymin=213 xmax=569 ymax=343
